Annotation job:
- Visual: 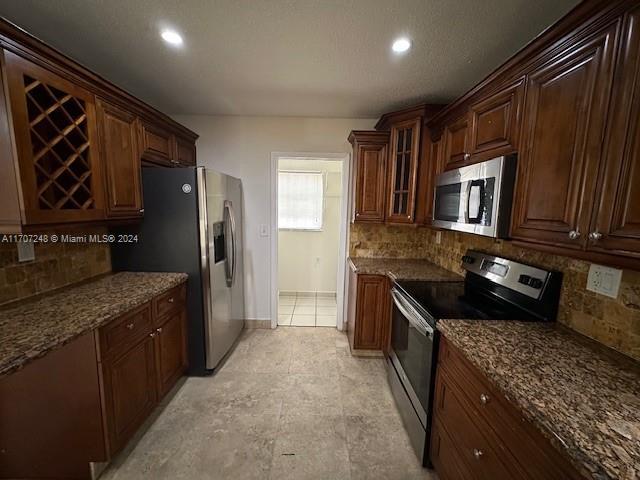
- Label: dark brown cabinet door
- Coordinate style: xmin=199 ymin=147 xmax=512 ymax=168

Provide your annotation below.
xmin=175 ymin=136 xmax=196 ymax=166
xmin=511 ymin=23 xmax=619 ymax=249
xmin=415 ymin=133 xmax=442 ymax=226
xmin=442 ymin=114 xmax=469 ymax=170
xmin=102 ymin=335 xmax=157 ymax=455
xmin=590 ymin=7 xmax=640 ymax=259
xmin=4 ymin=51 xmax=105 ymax=224
xmin=154 ymin=309 xmax=187 ymax=398
xmin=354 ymin=274 xmax=387 ymax=350
xmin=387 ymin=118 xmax=421 ymax=223
xmin=97 ymin=99 xmax=143 ymax=217
xmin=469 ymin=78 xmax=524 ymax=158
xmin=349 ymin=131 xmax=389 ymax=223
xmin=140 ymin=121 xmax=174 ymax=165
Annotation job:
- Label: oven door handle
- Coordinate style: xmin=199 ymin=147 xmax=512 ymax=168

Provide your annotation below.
xmin=391 ymin=288 xmax=434 ymax=338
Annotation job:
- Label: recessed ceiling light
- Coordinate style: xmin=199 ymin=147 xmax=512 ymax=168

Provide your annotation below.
xmin=392 ymin=37 xmax=411 ymax=54
xmin=161 ymin=29 xmax=183 ymax=46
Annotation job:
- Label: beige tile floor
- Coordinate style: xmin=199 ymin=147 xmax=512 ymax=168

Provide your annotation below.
xmin=100 ymin=327 xmax=437 ymax=480
xmin=278 ymin=292 xmax=337 ymax=327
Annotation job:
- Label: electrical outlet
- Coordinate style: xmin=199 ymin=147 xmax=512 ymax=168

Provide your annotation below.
xmin=17 ymin=241 xmax=35 ymax=262
xmin=260 ymin=224 xmax=269 ymax=237
xmin=435 ymin=231 xmax=442 ymax=245
xmin=586 ymin=264 xmax=622 ymax=298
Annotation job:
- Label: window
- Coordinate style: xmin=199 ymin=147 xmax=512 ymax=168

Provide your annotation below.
xmin=278 ymin=171 xmax=324 ymax=230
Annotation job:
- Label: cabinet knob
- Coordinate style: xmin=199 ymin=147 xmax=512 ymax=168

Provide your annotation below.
xmin=480 ymin=393 xmax=490 ymax=405
xmin=139 ymin=208 xmax=145 ymax=213
xmin=464 ymin=153 xmax=471 ymax=160
xmin=473 ymin=449 xmax=484 ymax=461
xmin=126 ymin=322 xmax=135 ymax=330
xmin=568 ymin=230 xmax=580 ymax=240
xmin=156 ymin=327 xmax=163 ymax=333
xmin=589 ymin=231 xmax=603 ymax=242
xmin=168 ymin=297 xmax=174 ymax=303
xmin=149 ymin=332 xmax=156 ymax=338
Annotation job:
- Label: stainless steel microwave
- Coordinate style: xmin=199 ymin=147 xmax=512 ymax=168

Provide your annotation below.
xmin=432 ymin=155 xmax=516 ymax=238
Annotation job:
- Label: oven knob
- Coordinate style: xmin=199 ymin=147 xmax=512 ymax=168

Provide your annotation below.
xmin=528 ymin=278 xmax=544 ymax=289
xmin=462 ymin=255 xmax=475 ymax=264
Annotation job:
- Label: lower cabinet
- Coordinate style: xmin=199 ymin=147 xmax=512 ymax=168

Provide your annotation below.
xmin=431 ymin=337 xmax=584 ymax=480
xmin=99 ymin=283 xmax=188 ymax=456
xmin=347 ymin=265 xmax=390 ymax=354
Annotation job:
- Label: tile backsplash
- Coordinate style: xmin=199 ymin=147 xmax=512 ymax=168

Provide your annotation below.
xmin=350 ymin=223 xmax=640 ymax=361
xmin=0 ymin=228 xmax=111 ymax=305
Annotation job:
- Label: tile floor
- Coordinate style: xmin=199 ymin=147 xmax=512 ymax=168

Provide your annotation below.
xmin=277 ymin=292 xmax=337 ymax=327
xmin=100 ymin=327 xmax=437 ymax=480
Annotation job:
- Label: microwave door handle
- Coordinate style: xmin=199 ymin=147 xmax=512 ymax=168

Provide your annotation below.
xmin=463 ymin=181 xmax=472 ymax=223
xmin=468 ymin=180 xmax=485 ymax=224
xmin=391 ymin=289 xmax=433 ymax=338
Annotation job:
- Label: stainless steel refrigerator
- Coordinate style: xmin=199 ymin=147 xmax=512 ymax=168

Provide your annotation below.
xmin=111 ymin=167 xmax=245 ymax=375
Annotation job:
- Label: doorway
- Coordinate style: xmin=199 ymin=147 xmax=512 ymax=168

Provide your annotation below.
xmin=270 ymin=152 xmax=350 ymax=330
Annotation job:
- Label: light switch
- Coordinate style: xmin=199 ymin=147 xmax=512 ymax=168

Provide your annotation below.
xmin=586 ymin=264 xmax=622 ymax=298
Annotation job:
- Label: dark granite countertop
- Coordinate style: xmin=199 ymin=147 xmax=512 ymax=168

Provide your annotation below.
xmin=438 ymin=320 xmax=640 ymax=480
xmin=348 ymin=257 xmax=462 ymax=282
xmin=0 ymin=271 xmax=188 ymax=377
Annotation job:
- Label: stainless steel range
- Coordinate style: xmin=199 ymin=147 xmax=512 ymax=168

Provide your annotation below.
xmin=386 ymin=250 xmax=562 ymax=467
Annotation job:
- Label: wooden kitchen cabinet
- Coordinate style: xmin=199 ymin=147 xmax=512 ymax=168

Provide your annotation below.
xmin=347 ymin=265 xmax=390 ymax=354
xmin=97 ymin=98 xmax=143 ymax=218
xmin=468 ymin=78 xmax=524 ymax=160
xmin=348 ymin=130 xmax=389 ymax=223
xmin=101 ymin=331 xmax=158 ymax=455
xmin=442 ymin=114 xmax=470 ymax=170
xmin=387 ymin=118 xmax=421 ymax=223
xmin=432 ymin=337 xmax=584 ymax=480
xmin=175 ymin=135 xmax=197 ymax=166
xmin=139 ymin=121 xmax=175 ymax=166
xmin=589 ymin=6 xmax=640 ymax=259
xmin=155 ymin=310 xmax=188 ymax=398
xmin=415 ymin=133 xmax=442 ymax=225
xmin=511 ymin=22 xmax=619 ymax=250
xmin=2 ymin=50 xmax=106 ymax=225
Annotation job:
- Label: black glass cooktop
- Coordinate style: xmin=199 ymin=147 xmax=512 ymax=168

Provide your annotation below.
xmin=395 ymin=280 xmax=519 ymax=322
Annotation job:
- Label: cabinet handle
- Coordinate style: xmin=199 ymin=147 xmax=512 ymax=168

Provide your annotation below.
xmin=589 ymin=231 xmax=603 ymax=242
xmin=480 ymin=393 xmax=490 ymax=405
xmin=473 ymin=449 xmax=484 ymax=461
xmin=568 ymin=230 xmax=580 ymax=240
xmin=126 ymin=322 xmax=135 ymax=330
xmin=156 ymin=327 xmax=163 ymax=333
xmin=168 ymin=297 xmax=174 ymax=303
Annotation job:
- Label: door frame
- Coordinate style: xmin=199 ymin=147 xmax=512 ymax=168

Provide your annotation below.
xmin=270 ymin=151 xmax=351 ymax=330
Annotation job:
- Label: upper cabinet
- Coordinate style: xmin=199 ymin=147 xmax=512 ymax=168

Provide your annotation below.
xmin=387 ymin=118 xmax=421 ymax=223
xmin=97 ymin=99 xmax=143 ymax=218
xmin=0 ymin=20 xmax=198 ymax=232
xmin=349 ymin=130 xmax=389 ymax=223
xmin=468 ymin=78 xmax=524 ymax=159
xmin=442 ymin=114 xmax=469 ymax=170
xmin=3 ymin=51 xmax=105 ymax=225
xmin=590 ymin=5 xmax=640 ymax=259
xmin=511 ymin=22 xmax=619 ymax=250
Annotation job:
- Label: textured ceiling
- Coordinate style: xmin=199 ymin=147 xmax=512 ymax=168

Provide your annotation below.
xmin=0 ymin=0 xmax=580 ymax=117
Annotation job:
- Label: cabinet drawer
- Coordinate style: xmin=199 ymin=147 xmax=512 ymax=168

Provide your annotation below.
xmin=99 ymin=303 xmax=153 ymax=358
xmin=153 ymin=283 xmax=186 ymax=321
xmin=434 ymin=369 xmax=516 ymax=480
xmin=431 ymin=420 xmax=474 ymax=480
xmin=438 ymin=338 xmax=583 ymax=480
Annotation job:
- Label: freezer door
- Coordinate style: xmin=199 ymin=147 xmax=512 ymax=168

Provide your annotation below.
xmin=198 ymin=168 xmax=244 ymax=370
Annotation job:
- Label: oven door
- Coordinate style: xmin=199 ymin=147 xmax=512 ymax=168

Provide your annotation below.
xmin=432 ymin=156 xmax=513 ymax=237
xmin=388 ymin=288 xmax=435 ymax=428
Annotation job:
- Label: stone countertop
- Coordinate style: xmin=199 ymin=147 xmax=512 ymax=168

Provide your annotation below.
xmin=437 ymin=320 xmax=640 ymax=480
xmin=348 ymin=257 xmax=462 ymax=282
xmin=0 ymin=271 xmax=188 ymax=377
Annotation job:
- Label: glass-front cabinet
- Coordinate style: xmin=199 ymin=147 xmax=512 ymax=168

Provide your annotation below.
xmin=387 ymin=118 xmax=421 ymax=223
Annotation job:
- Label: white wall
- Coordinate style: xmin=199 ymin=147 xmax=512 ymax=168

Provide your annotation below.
xmin=172 ymin=115 xmax=376 ymax=320
xmin=278 ymin=159 xmax=342 ymax=294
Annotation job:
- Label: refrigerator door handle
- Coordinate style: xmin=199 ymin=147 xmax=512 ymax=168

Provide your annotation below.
xmin=224 ymin=200 xmax=236 ymax=287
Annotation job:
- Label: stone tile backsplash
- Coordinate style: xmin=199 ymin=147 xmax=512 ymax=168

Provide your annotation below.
xmin=350 ymin=223 xmax=640 ymax=361
xmin=0 ymin=228 xmax=111 ymax=305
